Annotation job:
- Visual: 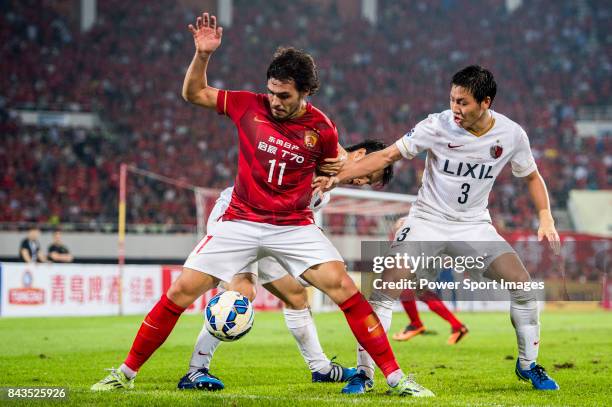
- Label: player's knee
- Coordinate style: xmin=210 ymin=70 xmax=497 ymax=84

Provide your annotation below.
xmin=509 ymin=288 xmax=537 ymax=305
xmin=228 ymin=274 xmax=257 ymax=301
xmin=230 ymin=282 xmax=256 ymax=301
xmin=340 ymin=272 xmax=358 ymax=292
xmin=488 ymin=253 xmax=531 ymax=284
xmin=326 ymin=273 xmax=358 ymax=302
xmin=243 ymin=285 xmax=257 ymax=302
xmin=167 ymin=273 xmax=187 ymax=295
xmin=167 ymin=278 xmax=196 ymax=305
xmin=167 ymin=267 xmax=213 ymax=304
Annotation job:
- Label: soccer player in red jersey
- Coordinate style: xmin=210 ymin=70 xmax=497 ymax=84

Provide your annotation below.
xmin=91 ymin=12 xmax=433 ymax=397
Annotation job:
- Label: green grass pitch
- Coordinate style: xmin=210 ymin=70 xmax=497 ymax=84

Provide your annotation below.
xmin=1 ymin=310 xmax=610 ymax=406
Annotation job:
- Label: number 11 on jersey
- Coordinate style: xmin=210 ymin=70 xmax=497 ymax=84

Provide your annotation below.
xmin=267 ymin=159 xmax=286 ymax=185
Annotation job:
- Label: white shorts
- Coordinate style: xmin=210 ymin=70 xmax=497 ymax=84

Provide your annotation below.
xmin=232 ymin=257 xmax=309 ymax=286
xmin=206 ymin=199 xmax=227 ymax=235
xmin=389 ymin=215 xmax=515 ymax=275
xmin=184 ymin=220 xmax=343 ymax=283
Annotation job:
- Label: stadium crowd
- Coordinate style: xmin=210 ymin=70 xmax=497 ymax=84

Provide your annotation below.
xmin=1 ymin=0 xmax=610 ymax=231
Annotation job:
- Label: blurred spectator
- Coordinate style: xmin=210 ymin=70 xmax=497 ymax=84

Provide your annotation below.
xmin=47 ymin=230 xmax=73 ymax=263
xmin=19 ymin=227 xmax=46 ymax=263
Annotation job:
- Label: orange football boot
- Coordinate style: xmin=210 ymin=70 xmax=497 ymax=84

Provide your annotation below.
xmin=392 ymin=324 xmax=426 ymax=341
xmin=447 ymin=325 xmax=469 ymax=345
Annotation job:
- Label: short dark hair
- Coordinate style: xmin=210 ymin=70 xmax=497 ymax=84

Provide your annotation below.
xmin=345 ymin=139 xmax=394 ymax=186
xmin=451 ymin=65 xmax=497 ymax=104
xmin=266 ymin=47 xmax=320 ymax=95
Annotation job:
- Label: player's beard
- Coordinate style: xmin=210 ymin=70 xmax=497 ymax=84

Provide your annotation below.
xmin=273 ymin=100 xmax=305 ymax=121
xmin=271 ymin=108 xmax=289 ymax=120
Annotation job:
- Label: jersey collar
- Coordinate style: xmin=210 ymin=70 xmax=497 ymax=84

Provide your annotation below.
xmin=464 ymin=111 xmax=496 ymax=138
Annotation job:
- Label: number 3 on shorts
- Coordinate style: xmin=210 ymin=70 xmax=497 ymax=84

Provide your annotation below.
xmin=396 ymin=227 xmax=410 ymax=242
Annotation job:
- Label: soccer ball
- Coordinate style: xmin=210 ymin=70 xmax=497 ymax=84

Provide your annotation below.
xmin=204 ymin=291 xmax=254 ymax=342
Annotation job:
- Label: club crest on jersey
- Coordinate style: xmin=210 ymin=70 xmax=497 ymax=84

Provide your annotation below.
xmin=490 ymin=143 xmax=503 ymax=159
xmin=304 ymin=130 xmax=319 ymax=149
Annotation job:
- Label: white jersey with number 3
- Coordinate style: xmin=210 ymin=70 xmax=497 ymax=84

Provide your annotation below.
xmin=395 ymin=109 xmax=537 ymax=223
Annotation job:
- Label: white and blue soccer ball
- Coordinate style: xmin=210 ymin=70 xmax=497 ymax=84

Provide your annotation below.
xmin=204 ymin=291 xmax=254 ymax=342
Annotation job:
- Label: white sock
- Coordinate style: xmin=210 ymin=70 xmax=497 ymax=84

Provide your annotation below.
xmin=510 ymin=297 xmax=540 ymax=370
xmin=283 ymin=307 xmax=331 ymax=373
xmin=386 ymin=368 xmax=404 ymax=387
xmin=120 ymin=363 xmax=136 ymax=379
xmin=356 ymin=292 xmax=394 ymax=380
xmin=188 ymin=325 xmax=221 ymax=373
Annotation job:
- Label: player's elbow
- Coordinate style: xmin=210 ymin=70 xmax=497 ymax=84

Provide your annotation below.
xmin=182 ymin=88 xmax=217 ymax=108
xmin=182 ymin=89 xmax=197 ymax=103
xmin=181 ymin=84 xmax=202 ymax=103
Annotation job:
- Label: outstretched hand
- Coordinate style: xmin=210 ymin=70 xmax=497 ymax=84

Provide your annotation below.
xmin=188 ymin=12 xmax=223 ymax=55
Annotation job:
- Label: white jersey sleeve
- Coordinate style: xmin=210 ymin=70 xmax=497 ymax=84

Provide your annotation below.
xmin=395 ymin=114 xmax=438 ymax=159
xmin=510 ymin=128 xmax=537 ymax=177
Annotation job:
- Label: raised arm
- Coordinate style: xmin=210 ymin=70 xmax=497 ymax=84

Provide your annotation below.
xmin=182 ymin=12 xmax=223 ymax=108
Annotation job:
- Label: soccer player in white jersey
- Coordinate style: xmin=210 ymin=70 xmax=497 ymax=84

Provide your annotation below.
xmin=315 ymin=65 xmax=561 ymax=393
xmin=178 ymin=140 xmax=394 ymax=390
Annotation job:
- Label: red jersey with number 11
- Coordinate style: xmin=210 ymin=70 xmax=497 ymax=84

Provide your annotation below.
xmin=215 ymin=90 xmax=338 ymax=225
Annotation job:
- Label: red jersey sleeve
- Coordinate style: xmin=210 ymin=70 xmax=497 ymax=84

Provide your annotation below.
xmin=320 ymin=121 xmax=339 ymax=160
xmin=216 ymin=90 xmax=258 ymax=122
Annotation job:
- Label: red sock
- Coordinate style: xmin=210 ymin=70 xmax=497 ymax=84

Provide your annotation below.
xmin=399 ymin=289 xmax=422 ymax=328
xmin=124 ymin=294 xmax=186 ymax=372
xmin=419 ymin=291 xmax=463 ymax=330
xmin=339 ymin=292 xmax=400 ymax=377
